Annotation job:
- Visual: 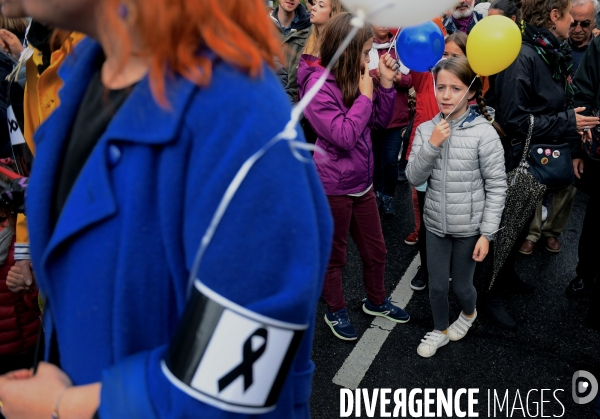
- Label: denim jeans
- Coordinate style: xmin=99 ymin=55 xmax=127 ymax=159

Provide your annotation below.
xmin=322 ymin=190 xmax=387 ymax=312
xmin=372 ymin=127 xmax=404 ymax=197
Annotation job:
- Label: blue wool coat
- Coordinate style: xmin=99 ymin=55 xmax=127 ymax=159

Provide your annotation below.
xmin=27 ymin=38 xmax=332 ymax=418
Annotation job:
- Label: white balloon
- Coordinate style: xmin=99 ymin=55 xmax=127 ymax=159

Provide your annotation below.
xmin=340 ymin=0 xmax=458 ymax=28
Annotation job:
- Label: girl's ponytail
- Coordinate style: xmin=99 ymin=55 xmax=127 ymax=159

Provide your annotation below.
xmin=475 ymin=90 xmax=506 ymax=138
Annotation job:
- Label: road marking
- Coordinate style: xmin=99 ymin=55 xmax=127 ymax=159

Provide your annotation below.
xmin=331 ymin=255 xmax=420 ymax=390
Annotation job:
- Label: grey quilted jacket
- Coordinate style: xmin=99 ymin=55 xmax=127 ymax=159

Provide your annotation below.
xmin=406 ymin=107 xmax=507 ymax=240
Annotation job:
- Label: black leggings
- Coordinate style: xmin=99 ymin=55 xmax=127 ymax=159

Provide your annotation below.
xmin=417 ymin=190 xmax=428 ymax=278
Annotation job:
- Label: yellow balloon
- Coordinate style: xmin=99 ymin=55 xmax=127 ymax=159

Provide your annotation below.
xmin=466 ymin=15 xmax=522 ymax=76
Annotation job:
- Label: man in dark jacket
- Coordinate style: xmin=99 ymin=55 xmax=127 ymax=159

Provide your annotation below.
xmin=270 ymin=0 xmax=312 ymax=103
xmin=444 ymin=0 xmax=483 ymax=35
xmin=567 ymin=34 xmax=600 ymax=333
xmin=569 ymin=0 xmax=599 ymax=73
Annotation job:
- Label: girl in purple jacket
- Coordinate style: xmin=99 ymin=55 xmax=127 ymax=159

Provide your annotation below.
xmin=298 ymin=13 xmax=410 ymax=341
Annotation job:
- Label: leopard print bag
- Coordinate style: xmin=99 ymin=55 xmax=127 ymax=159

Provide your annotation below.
xmin=491 ymin=115 xmax=547 ymax=289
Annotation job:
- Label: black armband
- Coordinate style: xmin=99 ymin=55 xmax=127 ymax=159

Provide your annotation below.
xmin=162 ymin=279 xmax=306 ymax=414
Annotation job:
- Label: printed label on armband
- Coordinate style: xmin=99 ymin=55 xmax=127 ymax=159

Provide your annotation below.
xmin=7 ymin=105 xmax=25 ymax=146
xmin=162 ymin=279 xmax=306 ymax=414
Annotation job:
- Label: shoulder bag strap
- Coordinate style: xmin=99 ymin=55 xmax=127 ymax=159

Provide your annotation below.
xmin=519 ymin=114 xmax=535 ymax=168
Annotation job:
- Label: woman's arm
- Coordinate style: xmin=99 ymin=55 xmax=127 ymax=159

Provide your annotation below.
xmin=304 ymin=77 xmax=372 ymax=151
xmin=0 ymin=363 xmax=99 ymax=419
xmin=496 ymin=56 xmax=576 ymax=143
xmin=370 ymin=54 xmax=397 ymax=130
xmin=99 ymin=73 xmax=332 ymax=418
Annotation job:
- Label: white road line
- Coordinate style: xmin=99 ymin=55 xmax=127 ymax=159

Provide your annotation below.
xmin=331 ymin=255 xmax=421 ymax=390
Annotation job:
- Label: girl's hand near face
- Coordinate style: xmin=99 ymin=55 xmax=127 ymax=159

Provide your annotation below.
xmin=429 ymin=119 xmax=451 ymax=147
xmin=359 ymin=62 xmax=373 ymax=101
xmin=378 ymin=53 xmax=396 ymax=89
xmin=0 ymin=29 xmax=23 ymax=60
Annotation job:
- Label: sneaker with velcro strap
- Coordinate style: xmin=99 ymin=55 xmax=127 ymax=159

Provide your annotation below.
xmin=448 ymin=310 xmax=477 ymax=341
xmin=324 ymin=308 xmax=358 ymax=341
xmin=417 ymin=330 xmax=449 ymax=358
xmin=362 ymin=297 xmax=410 ymax=323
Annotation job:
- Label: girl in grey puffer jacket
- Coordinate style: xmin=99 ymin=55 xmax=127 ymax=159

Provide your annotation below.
xmin=406 ymin=58 xmax=507 ymax=358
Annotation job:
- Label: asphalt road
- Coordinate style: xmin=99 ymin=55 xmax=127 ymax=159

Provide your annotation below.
xmin=310 ymin=181 xmax=599 ymax=419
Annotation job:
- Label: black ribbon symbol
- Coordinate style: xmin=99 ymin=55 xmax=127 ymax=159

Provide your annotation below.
xmin=218 ymin=327 xmax=268 ymax=393
xmin=8 ymin=120 xmax=18 ymax=133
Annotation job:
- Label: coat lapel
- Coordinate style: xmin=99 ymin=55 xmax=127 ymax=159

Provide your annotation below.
xmin=29 ymin=38 xmax=198 ymax=275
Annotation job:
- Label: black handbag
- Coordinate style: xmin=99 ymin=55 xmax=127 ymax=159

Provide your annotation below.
xmin=525 ymin=116 xmax=574 ymax=190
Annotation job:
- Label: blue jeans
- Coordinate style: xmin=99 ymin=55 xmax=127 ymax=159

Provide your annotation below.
xmin=372 ymin=127 xmax=403 ymax=197
xmin=595 ymin=393 xmax=600 ymax=418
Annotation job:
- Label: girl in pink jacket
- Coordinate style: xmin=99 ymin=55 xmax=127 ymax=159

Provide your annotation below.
xmin=298 ymin=13 xmax=410 ymax=341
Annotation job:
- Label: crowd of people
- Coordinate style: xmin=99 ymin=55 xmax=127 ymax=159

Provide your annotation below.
xmin=0 ymin=0 xmax=594 ymax=417
xmin=273 ymin=0 xmax=599 ymax=347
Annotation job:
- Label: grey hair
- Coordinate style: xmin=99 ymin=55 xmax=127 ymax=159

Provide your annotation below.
xmin=572 ymin=0 xmax=600 ymax=15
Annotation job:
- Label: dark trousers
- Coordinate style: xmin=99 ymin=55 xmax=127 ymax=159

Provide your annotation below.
xmin=322 ymin=190 xmax=387 ymax=312
xmin=426 ymin=231 xmax=479 ymax=331
xmin=417 ymin=190 xmax=428 ymax=277
xmin=576 ymin=181 xmax=600 ymax=281
xmin=0 ymin=349 xmax=35 ymax=375
xmin=372 ymin=127 xmax=403 ymax=197
xmin=576 ymin=158 xmax=600 ymax=329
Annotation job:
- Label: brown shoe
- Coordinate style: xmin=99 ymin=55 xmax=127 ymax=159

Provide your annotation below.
xmin=519 ymin=239 xmax=535 ymax=255
xmin=545 ymin=237 xmax=561 ymax=253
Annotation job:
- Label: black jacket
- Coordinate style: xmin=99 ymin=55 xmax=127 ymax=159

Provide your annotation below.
xmin=572 ymin=35 xmax=600 ymax=187
xmin=495 ymin=40 xmax=577 ymax=149
xmin=573 ymin=35 xmax=600 ymax=114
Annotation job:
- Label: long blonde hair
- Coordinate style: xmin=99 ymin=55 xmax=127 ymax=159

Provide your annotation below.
xmin=0 ymin=16 xmax=28 ymax=36
xmin=303 ymin=0 xmax=344 ymax=56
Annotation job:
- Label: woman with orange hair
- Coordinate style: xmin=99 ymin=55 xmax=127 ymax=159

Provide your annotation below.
xmin=0 ymin=0 xmax=333 ymax=417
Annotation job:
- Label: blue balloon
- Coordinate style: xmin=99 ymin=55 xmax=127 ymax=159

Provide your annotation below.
xmin=396 ymin=21 xmax=445 ymax=73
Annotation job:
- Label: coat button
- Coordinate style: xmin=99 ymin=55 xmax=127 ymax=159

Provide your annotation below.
xmin=108 ymin=144 xmax=121 ymax=166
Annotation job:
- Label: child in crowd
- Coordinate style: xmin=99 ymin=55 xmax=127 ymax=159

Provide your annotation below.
xmin=300 ymin=0 xmax=344 ymax=144
xmin=369 ymin=25 xmax=413 ymax=218
xmin=409 ymin=32 xmax=468 ymax=292
xmin=406 ymin=57 xmax=507 ymax=357
xmin=0 ymin=177 xmax=40 ymax=373
xmin=298 ymin=13 xmax=410 ymax=341
xmin=402 ymin=18 xmax=447 ymax=247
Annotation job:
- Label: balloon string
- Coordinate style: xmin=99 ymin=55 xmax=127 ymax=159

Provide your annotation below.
xmin=387 ymin=30 xmax=398 ymax=54
xmin=186 ymin=10 xmax=370 ymax=298
xmin=434 ymin=75 xmax=478 ymax=120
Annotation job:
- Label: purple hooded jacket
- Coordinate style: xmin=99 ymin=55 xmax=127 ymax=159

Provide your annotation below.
xmin=298 ymin=54 xmax=396 ymax=195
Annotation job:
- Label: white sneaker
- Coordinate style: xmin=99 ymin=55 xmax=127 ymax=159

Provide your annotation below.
xmin=417 ymin=330 xmax=449 ymax=358
xmin=448 ymin=310 xmax=477 ymax=342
